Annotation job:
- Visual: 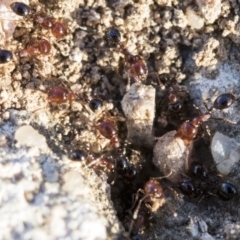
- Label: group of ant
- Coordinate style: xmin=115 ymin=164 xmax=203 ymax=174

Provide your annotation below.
xmin=1 ymin=2 xmax=239 ymax=239
xmin=69 ymin=27 xmax=239 ymax=238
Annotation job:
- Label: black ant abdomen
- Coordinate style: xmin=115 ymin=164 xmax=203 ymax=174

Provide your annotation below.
xmin=0 ymin=50 xmax=13 ymax=64
xmin=89 ymin=98 xmax=103 ymax=112
xmin=69 ymin=149 xmax=86 ymax=161
xmin=10 ymin=2 xmax=31 ymax=17
xmin=217 ymin=182 xmax=237 ymax=201
xmin=178 ymin=178 xmax=201 ymax=198
xmin=190 ymin=161 xmax=208 ymax=179
xmin=213 ymin=93 xmax=236 ymax=110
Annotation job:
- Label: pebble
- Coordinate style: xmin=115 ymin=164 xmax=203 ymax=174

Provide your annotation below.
xmin=121 ymin=83 xmax=155 ymax=148
xmin=153 ymin=131 xmax=192 ymax=182
xmin=14 ymin=125 xmax=48 ymax=149
xmin=211 ymin=132 xmax=240 ymax=175
xmin=186 ymin=7 xmax=205 ymax=29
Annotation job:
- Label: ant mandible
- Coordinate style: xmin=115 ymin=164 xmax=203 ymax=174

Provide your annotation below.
xmin=175 ymin=93 xmax=238 ymax=146
xmin=10 ymin=2 xmax=68 ymax=39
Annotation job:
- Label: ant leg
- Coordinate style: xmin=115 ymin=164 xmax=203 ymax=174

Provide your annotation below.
xmin=151 ymin=169 xmax=173 ymax=180
xmin=128 ymin=195 xmax=149 ymax=235
xmin=210 ymin=116 xmax=237 ymax=124
xmin=126 ymin=189 xmax=145 ymax=213
xmin=109 ymin=157 xmax=117 ymax=185
xmin=148 ymin=71 xmax=165 ymax=90
xmin=126 ymin=72 xmax=131 ymax=92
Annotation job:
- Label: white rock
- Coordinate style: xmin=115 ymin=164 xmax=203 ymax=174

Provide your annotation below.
xmin=121 ymin=83 xmax=155 ymax=147
xmin=211 ymin=132 xmax=240 ymax=175
xmin=14 ymin=125 xmax=48 ymax=149
xmin=186 ymin=7 xmax=205 ymax=29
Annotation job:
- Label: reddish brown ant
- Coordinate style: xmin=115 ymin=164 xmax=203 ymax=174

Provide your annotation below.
xmin=10 ymin=2 xmax=68 ymax=39
xmin=0 ymin=38 xmax=51 ymax=65
xmin=175 ymin=92 xmax=238 ymax=146
xmin=129 ymin=172 xmax=176 ymax=236
xmin=15 ymin=38 xmax=51 ymax=57
xmin=106 ymin=28 xmax=148 ymax=86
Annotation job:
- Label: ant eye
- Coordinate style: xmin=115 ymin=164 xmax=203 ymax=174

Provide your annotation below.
xmin=10 ymin=2 xmax=30 ymax=16
xmin=0 ymin=50 xmax=13 ymax=64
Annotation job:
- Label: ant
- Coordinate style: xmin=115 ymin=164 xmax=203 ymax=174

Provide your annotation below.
xmin=69 ymin=148 xmax=138 ymax=184
xmin=106 ymin=28 xmax=148 ymax=86
xmin=10 ymin=2 xmax=68 ymax=39
xmin=175 ymin=93 xmax=238 ymax=146
xmin=157 ymin=85 xmax=191 ymax=128
xmin=129 ymin=172 xmax=176 ymax=236
xmin=0 ymin=38 xmax=51 ymax=64
xmin=179 ymin=161 xmax=237 ymax=201
xmin=15 ymin=38 xmax=51 ymax=57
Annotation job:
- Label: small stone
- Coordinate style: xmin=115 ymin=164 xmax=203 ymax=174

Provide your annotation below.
xmin=186 ymin=7 xmax=205 ymax=29
xmin=121 ymin=83 xmax=155 ymax=148
xmin=14 ymin=125 xmax=48 ymax=149
xmin=211 ymin=132 xmax=240 ymax=175
xmin=153 ymin=131 xmax=192 ymax=182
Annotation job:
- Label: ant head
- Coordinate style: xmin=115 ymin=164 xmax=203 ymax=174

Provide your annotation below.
xmin=190 ymin=161 xmax=208 ymax=178
xmin=106 ymin=28 xmax=121 ymax=45
xmin=144 ymin=179 xmax=163 ymax=198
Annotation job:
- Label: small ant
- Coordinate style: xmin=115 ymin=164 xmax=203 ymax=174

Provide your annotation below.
xmin=10 ymin=2 xmax=68 ymax=39
xmin=167 ymin=87 xmax=183 ymax=113
xmin=179 ymin=161 xmax=237 ymax=201
xmin=15 ymin=38 xmax=51 ymax=57
xmin=106 ymin=28 xmax=148 ymax=85
xmin=129 ymin=172 xmax=176 ymax=236
xmin=0 ymin=38 xmax=51 ymax=64
xmin=175 ymin=93 xmax=238 ymax=146
xmin=47 ymin=86 xmax=77 ymax=104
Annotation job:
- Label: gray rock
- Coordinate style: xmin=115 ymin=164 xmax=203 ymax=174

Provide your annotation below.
xmin=153 ymin=131 xmax=192 ymax=182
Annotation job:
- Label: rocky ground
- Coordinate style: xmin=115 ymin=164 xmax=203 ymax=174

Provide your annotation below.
xmin=0 ymin=0 xmax=240 ymax=239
